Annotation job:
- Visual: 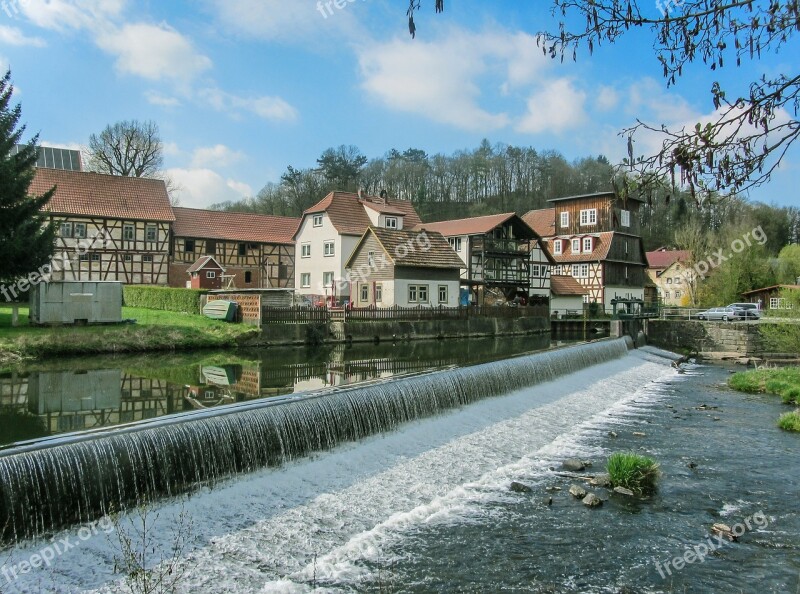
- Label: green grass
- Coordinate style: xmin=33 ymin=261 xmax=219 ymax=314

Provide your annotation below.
xmin=777 ymin=410 xmax=800 ymax=432
xmin=728 ymin=367 xmax=800 ymax=405
xmin=0 ymin=304 xmax=257 ymax=362
xmin=607 ymin=452 xmax=661 ymax=496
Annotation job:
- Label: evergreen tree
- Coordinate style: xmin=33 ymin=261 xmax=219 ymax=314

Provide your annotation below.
xmin=0 ymin=71 xmax=55 ymax=286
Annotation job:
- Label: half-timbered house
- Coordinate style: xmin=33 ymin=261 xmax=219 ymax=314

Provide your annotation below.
xmin=523 ymin=191 xmax=648 ymax=308
xmin=169 ymin=208 xmax=300 ymax=289
xmin=30 ymin=168 xmax=175 ymax=285
xmin=415 ymin=213 xmax=547 ymax=305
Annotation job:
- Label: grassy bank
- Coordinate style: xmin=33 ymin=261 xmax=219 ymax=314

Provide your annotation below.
xmin=0 ymin=305 xmax=258 ymax=363
xmin=729 ymin=367 xmax=800 ymax=432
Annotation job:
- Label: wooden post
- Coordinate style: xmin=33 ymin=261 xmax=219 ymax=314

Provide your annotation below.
xmin=11 ymin=304 xmax=19 ymax=327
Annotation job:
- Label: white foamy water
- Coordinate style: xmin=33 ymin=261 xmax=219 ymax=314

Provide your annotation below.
xmin=3 ymin=349 xmax=678 ymax=593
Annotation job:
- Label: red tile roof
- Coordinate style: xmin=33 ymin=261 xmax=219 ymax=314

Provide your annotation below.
xmin=346 ymin=227 xmax=464 ymax=270
xmin=545 ymin=232 xmax=615 ymax=263
xmin=522 ymin=208 xmax=556 ymax=237
xmin=31 ymin=168 xmax=175 ymax=222
xmin=417 ymin=213 xmax=534 ymax=237
xmin=173 ymin=207 xmax=300 ymax=244
xmin=550 ymin=275 xmax=589 ymax=296
xmin=186 ymin=255 xmax=225 ymax=273
xmin=303 ymin=191 xmax=422 ymax=236
xmin=646 ymin=249 xmax=692 ymax=269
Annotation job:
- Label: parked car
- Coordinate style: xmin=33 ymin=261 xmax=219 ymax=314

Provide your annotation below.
xmin=727 ymin=303 xmax=761 ymax=319
xmin=696 ymin=307 xmax=741 ymax=321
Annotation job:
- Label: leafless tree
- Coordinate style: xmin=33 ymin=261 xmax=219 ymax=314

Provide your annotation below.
xmin=88 ymin=120 xmax=164 ymax=178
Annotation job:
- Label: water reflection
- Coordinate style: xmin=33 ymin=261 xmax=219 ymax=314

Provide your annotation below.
xmin=0 ymin=335 xmax=564 ymax=446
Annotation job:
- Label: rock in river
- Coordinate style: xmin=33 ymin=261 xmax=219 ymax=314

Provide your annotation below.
xmin=562 ymin=458 xmax=586 ymax=472
xmin=509 ymin=481 xmax=532 ymax=493
xmin=569 ymin=484 xmax=587 ymax=499
xmin=583 ymin=493 xmax=603 ymax=507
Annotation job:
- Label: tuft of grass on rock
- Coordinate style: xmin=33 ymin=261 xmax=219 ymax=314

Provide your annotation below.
xmin=607 ymin=452 xmax=661 ymax=496
xmin=777 ymin=411 xmax=800 ymax=432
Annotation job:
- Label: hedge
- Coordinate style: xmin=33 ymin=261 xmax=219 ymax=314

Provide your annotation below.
xmin=122 ymin=286 xmax=207 ymax=315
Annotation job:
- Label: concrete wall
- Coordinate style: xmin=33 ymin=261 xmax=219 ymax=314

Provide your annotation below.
xmin=646 ymin=320 xmax=772 ymax=356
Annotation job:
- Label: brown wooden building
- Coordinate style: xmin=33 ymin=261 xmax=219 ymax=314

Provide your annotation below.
xmin=186 ymin=256 xmax=225 ymax=290
xmin=524 ymin=191 xmax=648 ymax=307
xmin=30 ymin=168 xmax=174 ymax=285
xmin=169 ymin=208 xmax=300 ymax=289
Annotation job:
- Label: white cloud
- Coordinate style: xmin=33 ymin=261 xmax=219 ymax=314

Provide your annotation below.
xmin=198 ymin=87 xmax=298 ymax=122
xmin=596 ymin=86 xmax=620 ymax=112
xmin=517 ymin=78 xmax=588 ymax=135
xmin=358 ymin=29 xmax=550 ymax=132
xmin=19 ymin=0 xmax=125 ymax=31
xmin=162 ymin=142 xmax=182 ymax=157
xmin=625 ymin=77 xmax=696 ymax=123
xmin=145 ymin=90 xmax=181 ymax=107
xmin=191 ymin=144 xmax=245 ymax=168
xmin=96 ymin=22 xmax=211 ymax=83
xmin=166 ymin=167 xmax=253 ymax=209
xmin=0 ymin=25 xmax=46 ymax=46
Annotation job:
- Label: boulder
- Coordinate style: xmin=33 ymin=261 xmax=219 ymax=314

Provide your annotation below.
xmin=569 ymin=484 xmax=587 ymax=499
xmin=509 ymin=481 xmax=532 ymax=493
xmin=613 ymin=486 xmax=635 ymax=497
xmin=589 ymin=474 xmax=612 ymax=488
xmin=583 ymin=493 xmax=603 ymax=507
xmin=562 ymin=458 xmax=586 ymax=472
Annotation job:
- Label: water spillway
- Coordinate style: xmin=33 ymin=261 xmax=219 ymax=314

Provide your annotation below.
xmin=0 ymin=339 xmax=630 ymax=541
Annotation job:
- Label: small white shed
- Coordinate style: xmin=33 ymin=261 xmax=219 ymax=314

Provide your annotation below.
xmin=29 ymin=281 xmax=123 ymax=325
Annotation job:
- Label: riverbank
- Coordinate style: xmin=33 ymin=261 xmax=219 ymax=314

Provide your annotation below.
xmin=729 ymin=366 xmax=800 ymax=431
xmin=0 ymin=305 xmax=258 ymax=365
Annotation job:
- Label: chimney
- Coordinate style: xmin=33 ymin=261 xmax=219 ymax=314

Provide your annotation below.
xmin=357 ymin=188 xmax=363 ymax=200
xmin=378 ymin=189 xmax=388 ymax=204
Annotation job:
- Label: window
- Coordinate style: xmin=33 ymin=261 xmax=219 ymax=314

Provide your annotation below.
xmin=580 ymin=264 xmax=589 ymax=278
xmin=323 ymin=241 xmax=335 ymax=257
xmin=385 ymin=216 xmax=398 ymax=229
xmin=206 ymin=240 xmax=216 ymax=255
xmin=90 ymin=254 xmax=100 ymax=262
xmin=74 ymin=223 xmax=87 ymax=238
xmin=621 ymin=209 xmax=631 ymax=227
xmin=560 ymin=212 xmax=569 ymax=227
xmin=674 ymin=277 xmax=682 ymax=285
xmin=313 ymin=214 xmax=323 ymax=227
xmin=571 ymin=238 xmax=581 ymax=253
xmin=301 ymin=273 xmax=311 ymax=288
xmin=143 ymin=255 xmax=153 ymax=263
xmin=625 ymin=240 xmax=629 ymax=255
xmin=238 ymin=243 xmax=247 ymax=256
xmin=532 ymin=264 xmax=541 ymax=277
xmin=438 ymin=285 xmax=448 ymax=303
xmin=418 ymin=285 xmax=428 ymax=303
xmin=375 ymin=283 xmax=383 ymax=302
xmin=666 ymin=278 xmax=673 ymax=284
xmin=59 ymin=222 xmax=73 ymax=237
xmin=145 ymin=225 xmax=157 ymax=241
xmin=449 ymin=237 xmax=462 ymax=252
xmin=552 ymin=240 xmax=562 ymax=255
xmin=664 ymin=291 xmax=671 ymax=299
xmin=301 ymin=243 xmax=311 ymax=258
xmin=361 ymin=284 xmax=369 ymax=302
xmin=368 ymin=251 xmax=375 ymax=267
xmin=124 ymin=254 xmax=132 ymax=262
xmin=771 ymin=297 xmax=793 ymax=310
xmin=583 ymin=237 xmax=593 ymax=253
xmin=245 ymin=271 xmax=252 ymax=284
xmin=580 ymin=209 xmax=597 ymax=225
xmin=323 ymin=271 xmax=335 ymax=286
xmin=572 ymin=264 xmax=580 ymax=277
xmin=675 ymin=290 xmax=682 ymax=298
xmin=185 ymin=239 xmax=195 ymax=253
xmin=624 ymin=266 xmax=629 ymax=279
xmin=206 ymin=271 xmax=216 ymax=279
xmin=123 ymin=224 xmax=134 ymax=241
xmin=408 ymin=285 xmax=418 ymax=303
xmin=78 ymin=254 xmax=88 ymax=262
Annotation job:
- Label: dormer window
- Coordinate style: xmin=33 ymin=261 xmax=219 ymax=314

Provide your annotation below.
xmin=553 ymin=239 xmax=562 ymax=255
xmin=313 ymin=214 xmax=323 ymax=227
xmin=571 ymin=238 xmax=581 ymax=253
xmin=583 ymin=237 xmax=593 ymax=253
xmin=560 ymin=212 xmax=569 ymax=228
xmin=385 ymin=216 xmax=398 ymax=229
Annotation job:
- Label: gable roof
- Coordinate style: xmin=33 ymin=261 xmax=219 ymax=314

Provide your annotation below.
xmin=550 ymin=274 xmax=589 ymax=296
xmin=646 ymin=249 xmax=692 ymax=269
xmin=416 ymin=212 xmax=539 ymax=240
xmin=186 ymin=255 xmax=225 ymax=274
xmin=302 ymin=191 xmax=422 ymax=236
xmin=30 ymin=168 xmax=175 ymax=222
xmin=546 ymin=191 xmax=644 ymax=203
xmin=345 ymin=227 xmax=464 ymax=270
xmin=522 ymin=208 xmax=556 ymax=237
xmin=741 ymin=284 xmax=800 ymax=296
xmin=173 ymin=207 xmax=300 ymax=245
xmin=545 ymin=232 xmax=615 ymax=263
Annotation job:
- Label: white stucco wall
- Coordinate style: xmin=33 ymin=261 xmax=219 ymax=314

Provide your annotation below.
xmin=550 ymin=295 xmax=584 ymax=314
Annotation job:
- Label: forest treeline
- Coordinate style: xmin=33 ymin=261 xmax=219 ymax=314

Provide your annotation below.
xmin=210 ymin=141 xmax=800 ymax=256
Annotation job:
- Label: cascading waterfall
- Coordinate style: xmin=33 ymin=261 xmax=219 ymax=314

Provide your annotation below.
xmin=0 ymin=338 xmax=630 ymax=542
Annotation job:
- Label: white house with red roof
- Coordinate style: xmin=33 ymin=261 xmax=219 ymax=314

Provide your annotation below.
xmin=645 ymin=248 xmax=695 ymax=306
xmin=523 ymin=191 xmax=648 ymax=308
xmin=293 ymin=191 xmax=422 ymax=302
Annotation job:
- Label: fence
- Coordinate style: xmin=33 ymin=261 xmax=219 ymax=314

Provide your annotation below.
xmin=262 ymin=304 xmax=550 ymax=324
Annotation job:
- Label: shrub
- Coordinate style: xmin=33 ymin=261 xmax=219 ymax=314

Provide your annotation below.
xmin=765 ymin=379 xmax=789 ymax=395
xmin=777 ymin=411 xmax=800 ymax=432
xmin=123 ymin=286 xmax=206 ymax=315
xmin=782 ymin=387 xmax=800 ymax=406
xmin=607 ymin=452 xmax=661 ymax=495
xmin=729 ymin=372 xmax=762 ymax=394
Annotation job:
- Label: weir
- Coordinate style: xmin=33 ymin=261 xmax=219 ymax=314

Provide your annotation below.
xmin=0 ymin=338 xmax=631 ymax=542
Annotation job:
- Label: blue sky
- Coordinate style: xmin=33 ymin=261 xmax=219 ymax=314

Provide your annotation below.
xmin=2 ymin=0 xmax=797 ymax=209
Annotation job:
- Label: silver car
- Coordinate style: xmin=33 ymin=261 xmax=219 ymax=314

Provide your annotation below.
xmin=727 ymin=303 xmax=761 ymax=319
xmin=697 ymin=307 xmax=740 ymax=321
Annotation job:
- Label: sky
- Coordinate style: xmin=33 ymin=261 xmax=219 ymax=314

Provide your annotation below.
xmin=1 ymin=0 xmax=797 ymax=209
